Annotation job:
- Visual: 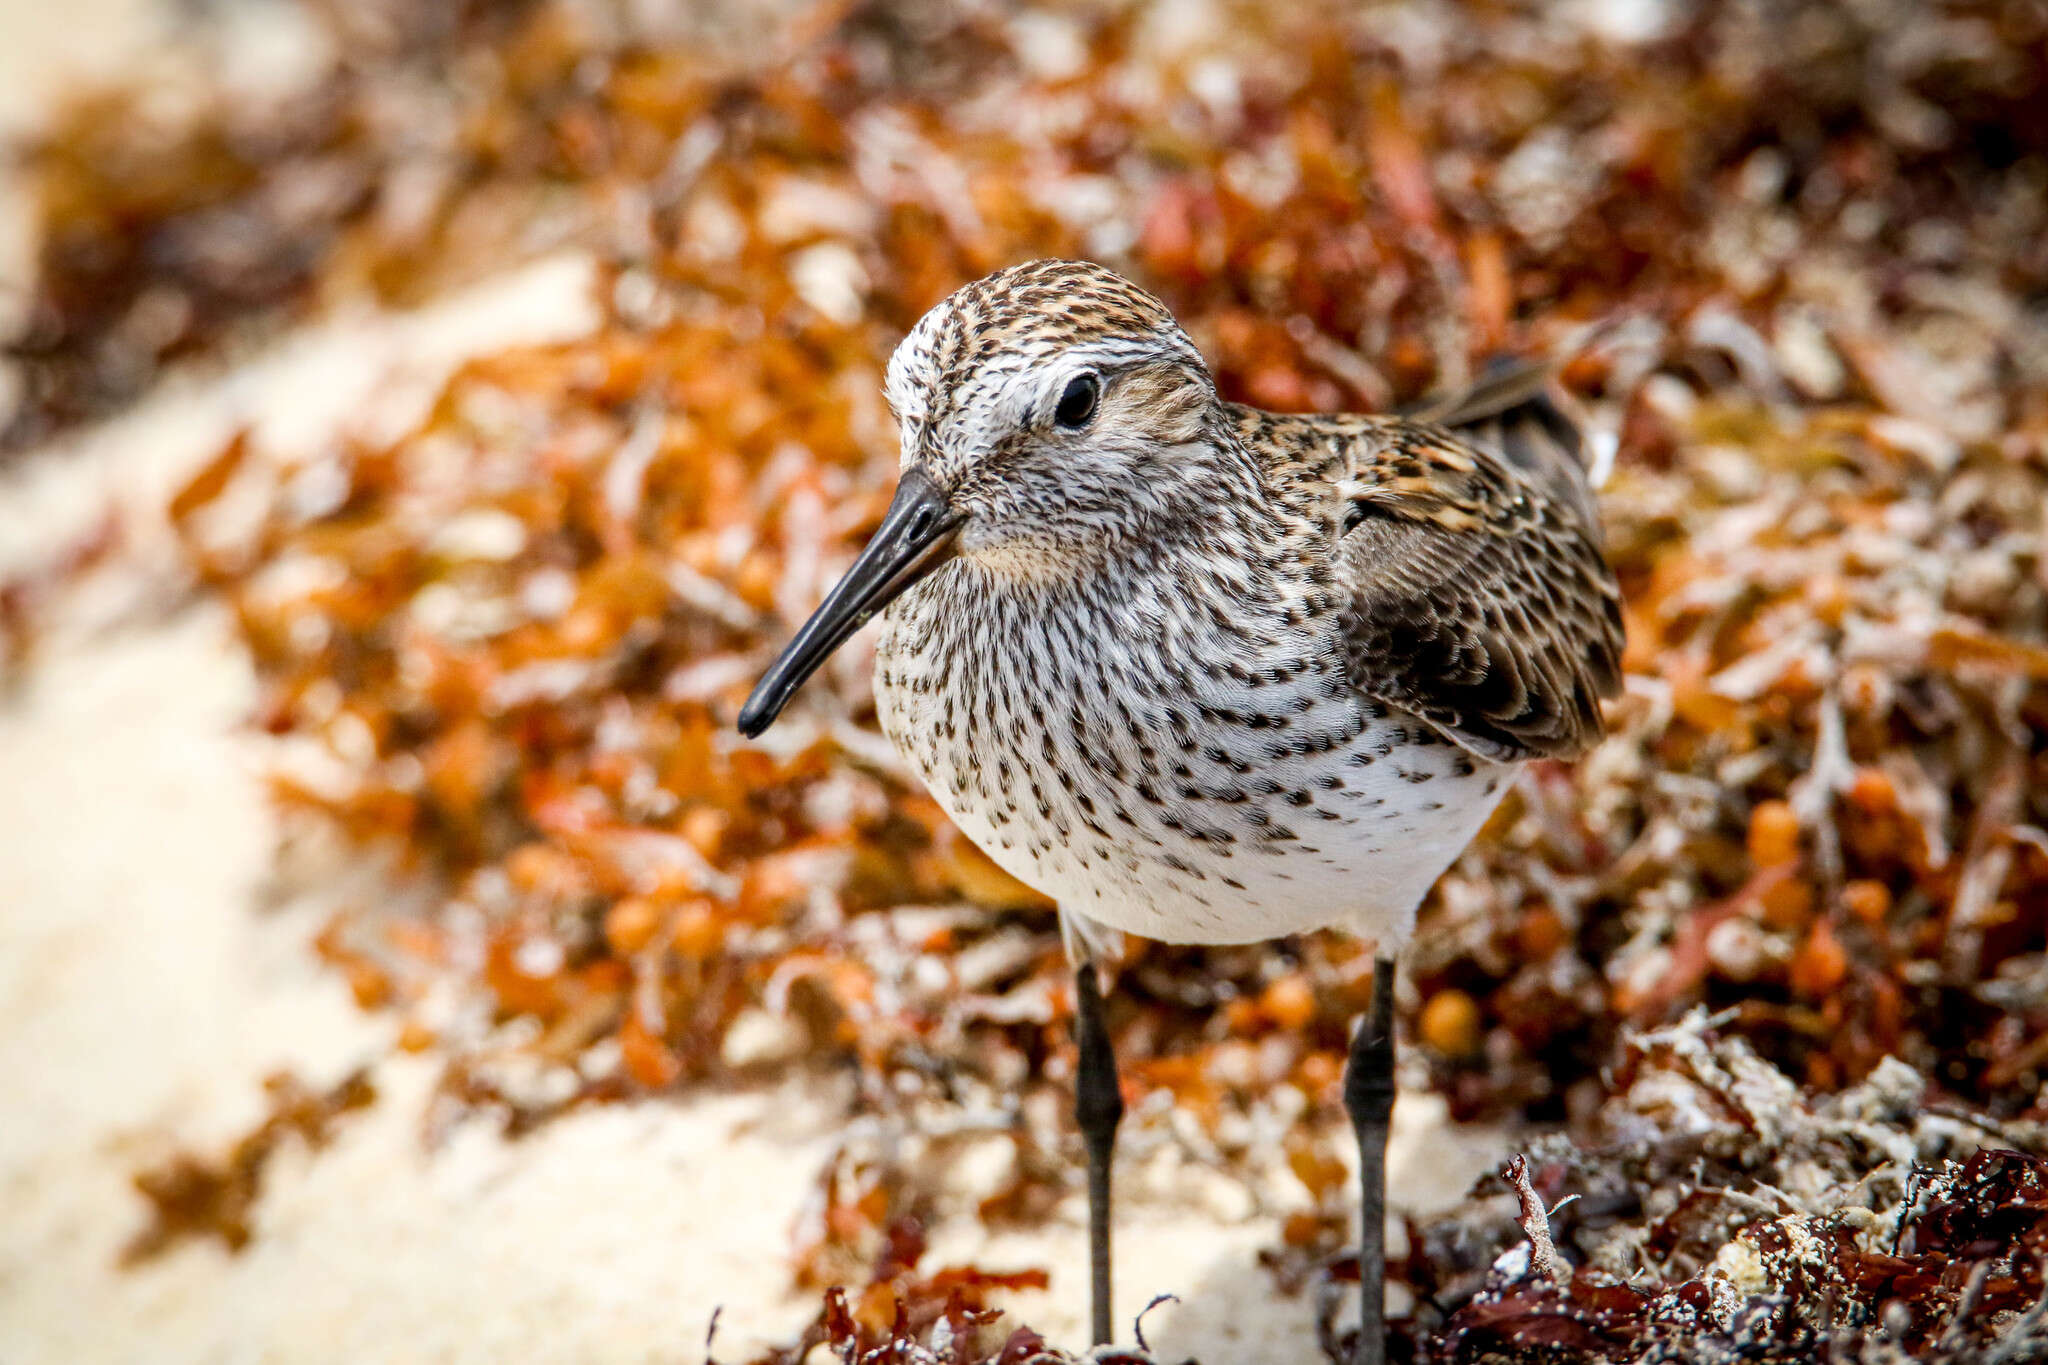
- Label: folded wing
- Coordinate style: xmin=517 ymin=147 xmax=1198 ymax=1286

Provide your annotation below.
xmin=1334 ymin=368 xmax=1623 ymax=761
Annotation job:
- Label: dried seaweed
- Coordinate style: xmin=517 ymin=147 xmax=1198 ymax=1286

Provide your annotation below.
xmin=124 ymin=1068 xmax=375 ymax=1263
xmin=1 ymin=3 xmax=518 ymax=449
xmin=1385 ymin=1018 xmax=2048 ymax=1365
xmin=714 ymin=1216 xmax=1056 ymax=1365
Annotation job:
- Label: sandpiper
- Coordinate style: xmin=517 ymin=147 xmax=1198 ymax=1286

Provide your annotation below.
xmin=738 ymin=259 xmax=1622 ymax=1362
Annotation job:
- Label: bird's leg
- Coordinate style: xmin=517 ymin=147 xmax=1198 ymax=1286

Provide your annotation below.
xmin=1073 ymin=961 xmax=1124 ymax=1347
xmin=1343 ymin=956 xmax=1398 ymax=1365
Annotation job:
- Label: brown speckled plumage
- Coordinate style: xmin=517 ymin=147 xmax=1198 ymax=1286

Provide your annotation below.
xmin=768 ymin=258 xmax=1623 ymax=957
xmin=1232 ymin=398 xmax=1623 ymax=762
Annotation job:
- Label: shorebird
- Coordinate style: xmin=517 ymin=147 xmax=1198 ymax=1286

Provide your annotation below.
xmin=738 ymin=259 xmax=1622 ymax=1362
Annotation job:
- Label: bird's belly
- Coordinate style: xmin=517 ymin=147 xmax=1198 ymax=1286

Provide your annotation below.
xmin=876 ymin=652 xmax=1513 ymax=948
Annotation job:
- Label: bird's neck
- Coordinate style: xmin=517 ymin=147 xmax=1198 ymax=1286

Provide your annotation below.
xmin=955 ymin=430 xmax=1315 ymax=667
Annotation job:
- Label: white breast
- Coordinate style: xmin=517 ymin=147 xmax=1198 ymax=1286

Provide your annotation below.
xmin=874 ymin=576 xmax=1514 ymax=950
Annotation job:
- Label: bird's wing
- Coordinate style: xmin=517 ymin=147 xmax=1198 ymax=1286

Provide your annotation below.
xmin=1242 ymin=374 xmax=1623 ymax=763
xmin=1399 ymin=357 xmax=1603 ymax=535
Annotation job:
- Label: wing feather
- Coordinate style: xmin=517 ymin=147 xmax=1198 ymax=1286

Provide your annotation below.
xmin=1240 ymin=372 xmax=1623 ymax=762
xmin=1338 ymin=409 xmax=1621 ymax=759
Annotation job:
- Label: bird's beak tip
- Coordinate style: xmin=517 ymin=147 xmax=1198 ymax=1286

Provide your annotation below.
xmin=733 ymin=469 xmax=960 ymax=744
xmin=735 ymin=689 xmax=780 ymax=739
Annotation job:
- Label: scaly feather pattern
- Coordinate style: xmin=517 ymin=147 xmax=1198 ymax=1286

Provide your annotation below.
xmin=1230 ymin=397 xmax=1623 ymax=763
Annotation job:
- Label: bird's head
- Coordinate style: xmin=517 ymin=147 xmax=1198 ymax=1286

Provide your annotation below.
xmin=739 ymin=259 xmax=1225 ymax=737
xmin=884 ymin=258 xmax=1218 ymax=568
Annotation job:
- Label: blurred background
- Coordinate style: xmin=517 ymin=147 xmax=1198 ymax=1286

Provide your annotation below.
xmin=2 ymin=2 xmax=2046 ymax=1362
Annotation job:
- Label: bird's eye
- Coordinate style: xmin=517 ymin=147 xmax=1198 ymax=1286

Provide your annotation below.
xmin=1053 ymin=374 xmax=1100 ymax=430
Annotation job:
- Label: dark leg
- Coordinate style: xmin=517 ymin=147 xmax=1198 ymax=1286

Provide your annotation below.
xmin=1343 ymin=957 xmax=1397 ymax=1365
xmin=1074 ymin=962 xmax=1124 ymax=1347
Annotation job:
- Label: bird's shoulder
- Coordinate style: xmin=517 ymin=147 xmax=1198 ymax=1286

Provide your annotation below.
xmin=1222 ymin=399 xmax=1624 ymax=763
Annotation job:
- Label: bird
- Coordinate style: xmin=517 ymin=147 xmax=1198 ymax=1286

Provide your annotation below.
xmin=737 ymin=258 xmax=1623 ymax=1364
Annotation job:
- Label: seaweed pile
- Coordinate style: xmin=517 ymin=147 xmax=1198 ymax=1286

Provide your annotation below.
xmin=13 ymin=0 xmax=2048 ymax=1358
xmin=714 ymin=1018 xmax=2048 ymax=1364
xmin=1404 ymin=1017 xmax=2048 ymax=1364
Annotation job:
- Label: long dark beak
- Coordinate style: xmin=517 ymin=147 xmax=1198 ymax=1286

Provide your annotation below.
xmin=737 ymin=467 xmax=963 ymax=738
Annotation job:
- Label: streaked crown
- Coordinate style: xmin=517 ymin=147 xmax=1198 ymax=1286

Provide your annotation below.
xmin=882 ymin=260 xmax=1229 ymax=570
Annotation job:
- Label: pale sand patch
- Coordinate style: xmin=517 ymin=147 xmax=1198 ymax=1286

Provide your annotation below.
xmin=0 ymin=254 xmax=1510 ymax=1362
xmin=0 ymin=607 xmax=838 ymax=1364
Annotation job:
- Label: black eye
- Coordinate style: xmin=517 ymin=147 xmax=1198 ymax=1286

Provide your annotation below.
xmin=1053 ymin=373 xmax=1099 ymax=430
